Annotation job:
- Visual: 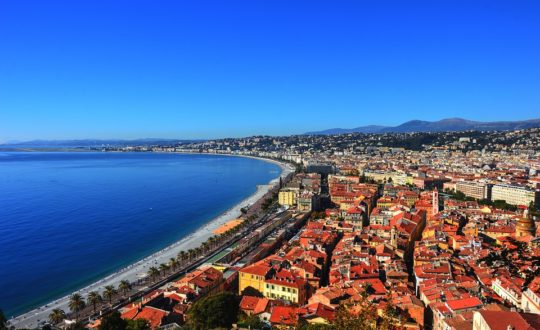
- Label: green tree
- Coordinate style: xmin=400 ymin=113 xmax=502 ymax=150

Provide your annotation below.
xmin=0 ymin=309 xmax=7 ymax=330
xmin=148 ymin=266 xmax=160 ymax=282
xmin=187 ymin=292 xmax=239 ymax=330
xmin=98 ymin=311 xmax=126 ymax=330
xmin=48 ymin=308 xmax=66 ymax=325
xmin=103 ymin=285 xmax=118 ymax=305
xmin=237 ymin=312 xmax=266 ymax=329
xmin=118 ymin=280 xmax=132 ymax=297
xmin=332 ymin=300 xmax=377 ymax=330
xmin=169 ymin=257 xmax=179 ymax=272
xmin=87 ymin=291 xmax=102 ymax=312
xmin=126 ymin=319 xmax=151 ymax=330
xmin=159 ymin=263 xmax=170 ymax=276
xmin=68 ymin=293 xmax=86 ymax=321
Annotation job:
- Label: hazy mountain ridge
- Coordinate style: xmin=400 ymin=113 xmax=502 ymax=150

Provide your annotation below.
xmin=1 ymin=138 xmax=202 ymax=147
xmin=306 ymin=118 xmax=540 ymax=135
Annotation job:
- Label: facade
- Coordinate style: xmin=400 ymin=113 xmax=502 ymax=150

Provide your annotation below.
xmin=279 ymin=189 xmax=298 ymax=207
xmin=473 ymin=310 xmax=540 ymax=330
xmin=492 ymin=278 xmax=522 ymax=308
xmin=491 ymin=184 xmax=537 ymax=206
xmin=456 ymin=181 xmax=491 ymax=200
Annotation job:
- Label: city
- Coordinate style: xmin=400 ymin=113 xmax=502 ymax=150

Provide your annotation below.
xmin=9 ymin=127 xmax=536 ymax=330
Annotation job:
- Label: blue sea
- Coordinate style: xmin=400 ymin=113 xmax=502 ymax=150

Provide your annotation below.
xmin=0 ymin=152 xmax=281 ymax=317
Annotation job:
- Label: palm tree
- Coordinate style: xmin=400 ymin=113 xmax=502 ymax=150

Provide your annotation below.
xmin=49 ymin=308 xmax=66 ymax=325
xmin=187 ymin=249 xmax=195 ymax=261
xmin=159 ymin=263 xmax=169 ymax=276
xmin=208 ymin=236 xmax=216 ymax=249
xmin=103 ymin=285 xmax=117 ymax=305
xmin=178 ymin=250 xmax=187 ymax=264
xmin=68 ymin=293 xmax=86 ymax=321
xmin=201 ymin=242 xmax=209 ymax=253
xmin=169 ymin=257 xmax=178 ymax=271
xmin=87 ymin=291 xmax=102 ymax=313
xmin=118 ymin=280 xmax=132 ymax=297
xmin=148 ymin=266 xmax=160 ymax=281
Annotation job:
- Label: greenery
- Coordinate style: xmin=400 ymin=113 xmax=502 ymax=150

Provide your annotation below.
xmin=0 ymin=309 xmax=8 ymax=330
xmin=87 ymin=291 xmax=102 ymax=312
xmin=237 ymin=313 xmax=266 ymax=330
xmin=98 ymin=311 xmax=151 ymax=330
xmin=68 ymin=293 xmax=86 ymax=321
xmin=48 ymin=309 xmax=66 ymax=325
xmin=444 ymin=189 xmax=518 ymax=211
xmin=187 ymin=292 xmax=239 ymax=330
xmin=103 ymin=285 xmax=118 ymax=305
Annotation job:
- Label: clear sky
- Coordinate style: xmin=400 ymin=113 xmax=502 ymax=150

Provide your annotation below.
xmin=1 ymin=1 xmax=539 ymax=141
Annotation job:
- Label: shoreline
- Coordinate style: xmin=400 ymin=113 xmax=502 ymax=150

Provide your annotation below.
xmin=9 ymin=154 xmax=294 ymax=329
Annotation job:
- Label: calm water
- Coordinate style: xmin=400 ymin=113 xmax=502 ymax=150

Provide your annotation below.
xmin=0 ymin=152 xmax=281 ymax=317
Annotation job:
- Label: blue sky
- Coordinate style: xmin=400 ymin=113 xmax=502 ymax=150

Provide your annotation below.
xmin=1 ymin=1 xmax=539 ymax=141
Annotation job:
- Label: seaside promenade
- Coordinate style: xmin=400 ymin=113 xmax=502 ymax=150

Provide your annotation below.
xmin=9 ymin=156 xmax=294 ymax=329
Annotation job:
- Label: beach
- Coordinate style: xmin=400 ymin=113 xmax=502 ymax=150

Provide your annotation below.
xmin=8 ymin=156 xmax=293 ymax=329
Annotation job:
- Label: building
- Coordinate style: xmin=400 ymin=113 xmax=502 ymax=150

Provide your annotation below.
xmin=279 ymin=189 xmax=298 ymax=207
xmin=516 ymin=209 xmax=536 ymax=238
xmin=264 ymin=269 xmax=307 ymax=304
xmin=522 ymin=278 xmax=540 ymax=314
xmin=491 ymin=184 xmax=538 ymax=206
xmin=472 ymin=310 xmax=540 ymax=330
xmin=456 ymin=181 xmax=491 ymax=200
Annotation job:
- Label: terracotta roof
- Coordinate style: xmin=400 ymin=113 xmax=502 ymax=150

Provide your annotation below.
xmin=446 ymin=297 xmax=483 ymax=311
xmin=270 ymin=306 xmax=298 ymax=325
xmin=478 ymin=310 xmax=540 ymax=330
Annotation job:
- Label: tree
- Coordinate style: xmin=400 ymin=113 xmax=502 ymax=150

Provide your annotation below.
xmin=237 ymin=313 xmax=265 ymax=330
xmin=98 ymin=311 xmax=126 ymax=330
xmin=87 ymin=291 xmax=102 ymax=312
xmin=159 ymin=263 xmax=170 ymax=276
xmin=187 ymin=292 xmax=239 ymax=330
xmin=126 ymin=319 xmax=151 ymax=330
xmin=0 ymin=309 xmax=7 ymax=330
xmin=68 ymin=293 xmax=86 ymax=321
xmin=148 ymin=267 xmax=160 ymax=282
xmin=178 ymin=251 xmax=187 ymax=264
xmin=49 ymin=308 xmax=66 ymax=325
xmin=118 ymin=280 xmax=132 ymax=297
xmin=169 ymin=257 xmax=179 ymax=272
xmin=103 ymin=285 xmax=118 ymax=305
xmin=332 ymin=300 xmax=377 ymax=330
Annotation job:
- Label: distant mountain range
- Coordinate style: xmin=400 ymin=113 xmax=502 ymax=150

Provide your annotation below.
xmin=1 ymin=138 xmax=202 ymax=148
xmin=305 ymin=118 xmax=540 ymax=135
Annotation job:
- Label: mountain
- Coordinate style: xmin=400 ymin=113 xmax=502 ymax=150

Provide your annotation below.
xmin=305 ymin=125 xmax=389 ymax=135
xmin=306 ymin=118 xmax=540 ymax=135
xmin=0 ymin=138 xmax=202 ymax=148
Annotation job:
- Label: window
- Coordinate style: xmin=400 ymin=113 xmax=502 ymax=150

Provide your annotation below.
xmin=282 ymin=287 xmax=286 ymax=291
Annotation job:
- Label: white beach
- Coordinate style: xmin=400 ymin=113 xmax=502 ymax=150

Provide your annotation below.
xmin=9 ymin=155 xmax=294 ymax=329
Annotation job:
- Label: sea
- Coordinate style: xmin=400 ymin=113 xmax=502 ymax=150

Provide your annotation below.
xmin=0 ymin=152 xmax=281 ymax=317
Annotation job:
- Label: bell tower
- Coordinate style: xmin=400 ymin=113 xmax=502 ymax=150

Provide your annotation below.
xmin=432 ymin=189 xmax=439 ymax=216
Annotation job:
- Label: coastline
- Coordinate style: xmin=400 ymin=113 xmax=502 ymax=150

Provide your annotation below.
xmin=9 ymin=154 xmax=294 ymax=329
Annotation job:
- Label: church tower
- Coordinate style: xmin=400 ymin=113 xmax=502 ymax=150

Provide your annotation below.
xmin=432 ymin=189 xmax=439 ymax=216
xmin=516 ymin=209 xmax=536 ymax=238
